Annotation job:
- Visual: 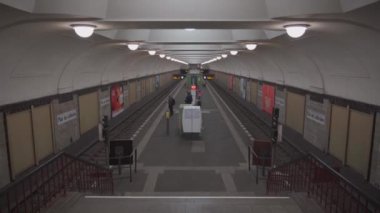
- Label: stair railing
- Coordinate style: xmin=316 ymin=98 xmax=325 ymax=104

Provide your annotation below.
xmin=0 ymin=152 xmax=113 ymax=213
xmin=267 ymin=153 xmax=380 ymax=213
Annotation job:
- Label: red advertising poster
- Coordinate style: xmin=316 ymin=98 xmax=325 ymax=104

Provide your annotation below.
xmin=262 ymin=84 xmax=275 ymax=115
xmin=227 ymin=75 xmax=233 ymax=91
xmin=111 ymin=84 xmax=124 ymax=117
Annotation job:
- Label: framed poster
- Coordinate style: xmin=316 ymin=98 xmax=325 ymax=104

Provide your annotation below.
xmin=111 ymin=84 xmax=124 ymax=117
xmin=262 ymin=84 xmax=275 ymax=115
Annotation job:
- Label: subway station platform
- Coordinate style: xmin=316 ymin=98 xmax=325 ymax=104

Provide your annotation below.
xmin=47 ymin=82 xmax=318 ymax=213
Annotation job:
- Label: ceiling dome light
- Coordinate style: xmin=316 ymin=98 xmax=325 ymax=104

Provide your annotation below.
xmin=166 ymin=56 xmax=171 ymax=60
xmin=159 ymin=54 xmax=165 ymax=58
xmin=221 ymin=54 xmax=228 ymax=58
xmin=284 ymin=25 xmax=309 ymax=38
xmin=217 ymin=56 xmax=222 ymax=60
xmin=230 ymin=50 xmax=238 ymax=56
xmin=127 ymin=43 xmax=139 ymax=51
xmin=245 ymin=43 xmax=257 ymax=51
xmin=72 ymin=24 xmax=96 ymax=38
xmin=148 ymin=50 xmax=156 ymax=55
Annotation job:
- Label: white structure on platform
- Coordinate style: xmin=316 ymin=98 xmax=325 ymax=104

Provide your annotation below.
xmin=181 ymin=105 xmax=202 ymax=134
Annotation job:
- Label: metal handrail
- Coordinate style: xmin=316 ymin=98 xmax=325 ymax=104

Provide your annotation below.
xmin=267 ymin=153 xmax=380 ymax=212
xmin=0 ymin=152 xmax=113 ymax=213
xmin=308 ymin=153 xmax=380 ymax=208
xmin=0 ymin=152 xmax=64 ymax=195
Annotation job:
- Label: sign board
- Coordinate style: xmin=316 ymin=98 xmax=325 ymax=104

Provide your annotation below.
xmin=57 ymin=110 xmax=77 ymax=125
xmin=251 ymin=140 xmax=272 ymax=167
xmin=109 ymin=139 xmax=133 ymax=165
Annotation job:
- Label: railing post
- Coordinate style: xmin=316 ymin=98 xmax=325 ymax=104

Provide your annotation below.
xmin=135 ymin=149 xmax=137 ymax=173
xmin=248 ymin=146 xmax=251 ymax=171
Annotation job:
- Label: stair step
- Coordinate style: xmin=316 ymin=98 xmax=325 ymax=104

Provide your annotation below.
xmin=42 ymin=192 xmax=83 ymax=213
xmin=291 ymin=192 xmax=325 ymax=213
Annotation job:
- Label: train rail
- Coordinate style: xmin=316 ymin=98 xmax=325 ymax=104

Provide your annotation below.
xmin=210 ymin=81 xmax=303 ymax=166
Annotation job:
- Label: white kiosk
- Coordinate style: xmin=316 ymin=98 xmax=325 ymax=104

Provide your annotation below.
xmin=179 ymin=105 xmax=202 ymax=134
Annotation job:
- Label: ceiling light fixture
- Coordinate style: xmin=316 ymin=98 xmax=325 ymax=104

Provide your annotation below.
xmin=159 ymin=54 xmax=165 ymax=58
xmin=284 ymin=25 xmax=309 ymax=38
xmin=230 ymin=50 xmax=238 ymax=56
xmin=221 ymin=54 xmax=228 ymax=58
xmin=245 ymin=43 xmax=257 ymax=51
xmin=148 ymin=50 xmax=156 ymax=55
xmin=72 ymin=24 xmax=96 ymax=38
xmin=185 ymin=28 xmax=196 ymax=31
xmin=217 ymin=56 xmax=222 ymax=60
xmin=127 ymin=43 xmax=139 ymax=51
xmin=166 ymin=56 xmax=171 ymax=60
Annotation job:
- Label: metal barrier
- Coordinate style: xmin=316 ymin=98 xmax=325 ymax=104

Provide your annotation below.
xmin=267 ymin=154 xmax=380 ymax=213
xmin=0 ymin=153 xmax=113 ymax=213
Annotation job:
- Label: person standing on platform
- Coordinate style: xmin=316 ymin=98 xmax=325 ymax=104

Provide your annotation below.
xmin=185 ymin=91 xmax=193 ymax=104
xmin=168 ymin=95 xmax=175 ymax=116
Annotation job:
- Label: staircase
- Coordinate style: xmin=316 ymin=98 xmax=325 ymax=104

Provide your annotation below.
xmin=266 ymin=154 xmax=380 ymax=213
xmin=0 ymin=153 xmax=113 ymax=213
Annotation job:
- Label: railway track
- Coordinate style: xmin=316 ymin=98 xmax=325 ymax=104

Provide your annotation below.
xmin=80 ymin=82 xmax=180 ymax=165
xmin=210 ymin=81 xmax=303 ymax=166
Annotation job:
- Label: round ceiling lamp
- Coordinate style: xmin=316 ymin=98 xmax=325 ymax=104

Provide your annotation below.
xmin=245 ymin=43 xmax=257 ymax=51
xmin=221 ymin=54 xmax=228 ymax=58
xmin=148 ymin=50 xmax=156 ymax=55
xmin=72 ymin=24 xmax=96 ymax=38
xmin=284 ymin=25 xmax=309 ymax=38
xmin=127 ymin=43 xmax=139 ymax=51
xmin=166 ymin=56 xmax=171 ymax=60
xmin=159 ymin=54 xmax=165 ymax=58
xmin=217 ymin=56 xmax=222 ymax=60
xmin=230 ymin=50 xmax=238 ymax=56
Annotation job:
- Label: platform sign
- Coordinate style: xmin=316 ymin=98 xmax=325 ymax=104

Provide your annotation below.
xmin=109 ymin=139 xmax=133 ymax=165
xmin=251 ymin=140 xmax=272 ymax=167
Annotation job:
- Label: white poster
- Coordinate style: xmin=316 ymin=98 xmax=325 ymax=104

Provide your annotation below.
xmin=275 ymin=97 xmax=285 ymax=107
xmin=100 ymin=97 xmax=110 ymax=107
xmin=57 ymin=110 xmax=77 ymax=125
xmin=306 ymin=109 xmax=326 ymax=125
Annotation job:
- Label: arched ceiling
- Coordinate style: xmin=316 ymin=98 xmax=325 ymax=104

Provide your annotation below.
xmin=1 ymin=0 xmax=378 ymax=64
xmin=0 ymin=0 xmax=379 ymax=106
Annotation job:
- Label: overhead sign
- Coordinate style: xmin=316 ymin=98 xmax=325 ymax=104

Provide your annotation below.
xmin=57 ymin=109 xmax=77 ymax=125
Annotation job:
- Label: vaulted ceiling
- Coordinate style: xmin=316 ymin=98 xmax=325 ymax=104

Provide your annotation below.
xmin=0 ymin=0 xmax=379 ymax=106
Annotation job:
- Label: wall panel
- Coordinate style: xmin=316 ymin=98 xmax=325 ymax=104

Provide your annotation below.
xmin=329 ymin=104 xmax=349 ymax=162
xmin=246 ymin=79 xmax=251 ymax=102
xmin=123 ymin=83 xmax=129 ymax=108
xmin=79 ymin=92 xmax=99 ymax=134
xmin=52 ymin=97 xmax=80 ymax=151
xmin=257 ymin=84 xmax=263 ymax=110
xmin=250 ymin=81 xmax=258 ymax=105
xmin=0 ymin=113 xmax=10 ymax=187
xmin=6 ymin=110 xmax=35 ymax=177
xmin=303 ymin=96 xmax=331 ymax=152
xmin=99 ymin=87 xmax=111 ymax=119
xmin=275 ymin=88 xmax=286 ymax=124
xmin=32 ymin=105 xmax=54 ymax=162
xmin=129 ymin=81 xmax=136 ymax=105
xmin=285 ymin=91 xmax=305 ymax=134
xmin=370 ymin=112 xmax=380 ymax=189
xmin=346 ymin=109 xmax=374 ymax=177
